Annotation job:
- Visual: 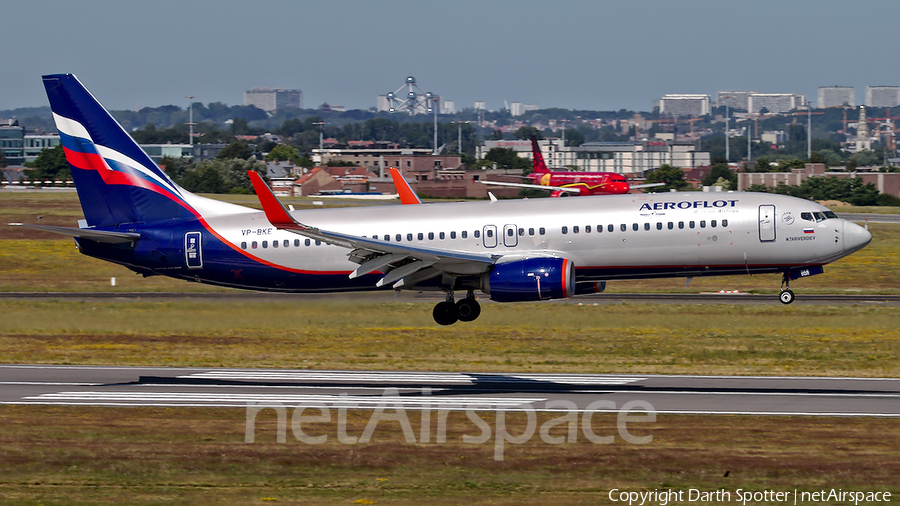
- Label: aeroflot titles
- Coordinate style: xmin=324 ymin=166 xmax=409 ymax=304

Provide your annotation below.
xmin=639 ymin=200 xmax=740 ymax=211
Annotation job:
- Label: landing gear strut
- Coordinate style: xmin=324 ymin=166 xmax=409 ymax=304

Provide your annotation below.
xmin=433 ymin=291 xmax=482 ymax=325
xmin=779 ymin=273 xmax=795 ymax=305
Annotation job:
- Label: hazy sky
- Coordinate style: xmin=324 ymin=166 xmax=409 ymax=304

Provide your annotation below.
xmin=2 ymin=0 xmax=898 ymax=113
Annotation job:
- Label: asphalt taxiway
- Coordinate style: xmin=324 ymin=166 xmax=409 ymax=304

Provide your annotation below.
xmin=2 ymin=365 xmax=897 ymax=417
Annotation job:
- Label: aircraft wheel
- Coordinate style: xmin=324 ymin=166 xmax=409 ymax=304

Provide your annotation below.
xmin=433 ymin=301 xmax=459 ymax=325
xmin=456 ymin=298 xmax=481 ymax=322
xmin=779 ymin=290 xmax=795 ymax=305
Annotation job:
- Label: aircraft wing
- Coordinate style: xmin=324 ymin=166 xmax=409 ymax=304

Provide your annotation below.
xmin=476 ymin=180 xmax=581 ymax=193
xmin=629 ymin=182 xmax=665 ymax=189
xmin=249 ymin=171 xmax=496 ymax=288
xmin=8 ymin=223 xmax=140 ymax=244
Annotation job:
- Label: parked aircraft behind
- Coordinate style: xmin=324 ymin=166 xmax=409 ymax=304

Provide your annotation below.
xmin=479 ymin=136 xmax=663 ymax=197
xmin=15 ymin=74 xmax=873 ymax=325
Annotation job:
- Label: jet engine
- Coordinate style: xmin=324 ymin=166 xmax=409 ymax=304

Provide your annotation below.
xmin=482 ymin=258 xmax=574 ymax=302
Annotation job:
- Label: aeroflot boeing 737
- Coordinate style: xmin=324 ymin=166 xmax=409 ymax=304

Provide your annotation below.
xmin=17 ymin=74 xmax=872 ymax=325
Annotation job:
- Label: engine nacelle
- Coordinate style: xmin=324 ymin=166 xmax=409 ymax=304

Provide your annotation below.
xmin=482 ymin=258 xmax=574 ymax=302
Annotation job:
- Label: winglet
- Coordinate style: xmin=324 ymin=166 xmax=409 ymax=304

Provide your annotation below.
xmin=248 ymin=170 xmax=306 ymax=230
xmin=389 ymin=167 xmax=422 ymax=205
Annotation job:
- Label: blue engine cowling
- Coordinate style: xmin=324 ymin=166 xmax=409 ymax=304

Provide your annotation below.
xmin=482 ymin=258 xmax=574 ymax=302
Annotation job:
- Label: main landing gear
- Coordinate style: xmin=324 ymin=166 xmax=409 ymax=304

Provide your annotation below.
xmin=433 ymin=290 xmax=481 ymax=326
xmin=779 ymin=273 xmax=795 ymax=305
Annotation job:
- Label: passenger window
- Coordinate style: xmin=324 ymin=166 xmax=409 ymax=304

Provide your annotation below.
xmin=528 ymin=228 xmax=535 ymax=236
xmin=585 ymin=225 xmax=591 ymax=233
xmin=632 ymin=223 xmax=639 ymax=231
xmin=241 ymin=241 xmax=247 ymax=249
xmin=315 ymin=240 xmax=321 ymax=246
xmin=384 ymin=234 xmax=390 ymax=241
xmin=407 ymin=233 xmax=413 ymax=241
xmin=305 ymin=239 xmax=311 ymax=246
xmin=689 ymin=221 xmax=695 ymax=229
xmin=700 ymin=220 xmax=706 ymax=228
xmin=273 ymin=240 xmax=279 ymax=248
xmin=284 ymin=240 xmax=289 ymax=247
xmin=294 ymin=239 xmax=300 ymax=247
xmin=262 ymin=241 xmax=268 ymax=248
xmin=539 ymin=227 xmax=545 ymax=235
xmin=573 ymin=226 xmax=579 ymax=234
xmin=518 ymin=228 xmax=524 ymax=236
xmin=450 ymin=231 xmax=457 ymax=239
xmin=462 ymin=231 xmax=468 ymax=239
xmin=656 ymin=222 xmax=662 ymax=230
xmin=620 ymin=224 xmax=626 ymax=232
xmin=711 ymin=220 xmax=717 ymax=228
xmin=252 ymin=241 xmax=258 ymax=249
xmin=440 ymin=232 xmax=445 ymax=240
xmin=562 ymin=226 xmax=568 ymax=234
xmin=418 ymin=232 xmax=424 ymax=240
xmin=396 ymin=234 xmax=402 ymax=242
xmin=679 ymin=221 xmax=684 ymax=229
xmin=608 ymin=224 xmax=614 ymax=232
xmin=643 ymin=223 xmax=650 ymax=231
xmin=474 ymin=230 xmax=480 ymax=238
xmin=428 ymin=232 xmax=435 ymax=240
xmin=486 ymin=229 xmax=493 ymax=238
xmin=722 ymin=219 xmax=728 ymax=227
xmin=667 ymin=222 xmax=673 ymax=230
xmin=507 ymin=228 xmax=514 ymax=237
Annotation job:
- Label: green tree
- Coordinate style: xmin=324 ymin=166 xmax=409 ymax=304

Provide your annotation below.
xmin=216 ymin=141 xmax=253 ymax=160
xmin=24 ymin=145 xmax=70 ymax=181
xmin=513 ymin=126 xmax=542 ymax=140
xmin=809 ymin=151 xmax=827 ymax=164
xmin=644 ymin=164 xmax=690 ymax=192
xmin=488 ymin=129 xmax=504 ymax=140
xmin=564 ymin=128 xmax=585 ymax=147
xmin=701 ymin=163 xmax=736 ymax=188
xmin=482 ymin=147 xmax=531 ymax=172
xmin=265 ymin=144 xmax=301 ymax=164
xmin=177 ymin=158 xmax=267 ymax=194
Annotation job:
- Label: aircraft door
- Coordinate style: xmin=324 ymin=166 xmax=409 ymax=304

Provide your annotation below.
xmin=758 ymin=205 xmax=776 ymax=242
xmin=184 ymin=231 xmax=203 ymax=269
xmin=503 ymin=224 xmax=518 ymax=247
xmin=483 ymin=225 xmax=498 ymax=248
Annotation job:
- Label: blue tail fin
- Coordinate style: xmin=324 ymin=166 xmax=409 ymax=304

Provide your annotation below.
xmin=42 ymin=74 xmax=198 ymax=227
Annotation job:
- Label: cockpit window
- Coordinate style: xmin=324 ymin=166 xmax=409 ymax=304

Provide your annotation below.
xmin=824 ymin=211 xmax=838 ymax=220
xmin=801 ymin=212 xmax=814 ymax=222
xmin=814 ymin=212 xmax=827 ymax=222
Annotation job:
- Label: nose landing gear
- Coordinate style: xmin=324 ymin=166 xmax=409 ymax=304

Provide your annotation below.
xmin=433 ymin=290 xmax=481 ymax=325
xmin=779 ymin=273 xmax=795 ymax=304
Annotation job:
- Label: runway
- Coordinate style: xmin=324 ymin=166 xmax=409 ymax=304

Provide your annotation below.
xmin=2 ymin=365 xmax=898 ymax=417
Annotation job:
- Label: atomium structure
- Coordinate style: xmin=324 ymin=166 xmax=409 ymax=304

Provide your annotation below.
xmin=385 ymin=76 xmax=438 ymax=115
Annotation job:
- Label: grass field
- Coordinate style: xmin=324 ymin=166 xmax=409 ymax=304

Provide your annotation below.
xmin=1 ymin=299 xmax=898 ymax=376
xmin=0 ymin=406 xmax=897 ymax=505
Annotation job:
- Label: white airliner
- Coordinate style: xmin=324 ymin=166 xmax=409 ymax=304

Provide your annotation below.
xmin=16 ymin=74 xmax=873 ymax=325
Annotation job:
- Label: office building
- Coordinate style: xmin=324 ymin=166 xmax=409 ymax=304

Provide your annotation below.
xmin=244 ymin=88 xmax=303 ymax=112
xmin=865 ymin=86 xmax=900 ymax=108
xmin=818 ymin=86 xmax=854 ymax=108
xmin=658 ymin=94 xmax=710 ymax=117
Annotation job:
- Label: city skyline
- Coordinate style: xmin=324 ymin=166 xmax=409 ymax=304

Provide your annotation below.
xmin=2 ymin=0 xmax=899 ymax=113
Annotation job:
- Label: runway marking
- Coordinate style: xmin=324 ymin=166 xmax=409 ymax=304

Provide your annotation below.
xmin=22 ymin=391 xmax=547 ymax=409
xmin=0 ymin=382 xmax=101 ymax=386
xmin=179 ymin=371 xmax=645 ymax=385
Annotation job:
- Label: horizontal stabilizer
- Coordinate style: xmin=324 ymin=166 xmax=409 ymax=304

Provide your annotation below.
xmin=8 ymin=223 xmax=140 ymax=244
xmin=629 ymin=182 xmax=665 ymax=189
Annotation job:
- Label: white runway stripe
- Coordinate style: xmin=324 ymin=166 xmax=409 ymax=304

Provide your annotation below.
xmin=180 ymin=371 xmax=645 ymax=385
xmin=24 ymin=391 xmax=546 ymax=408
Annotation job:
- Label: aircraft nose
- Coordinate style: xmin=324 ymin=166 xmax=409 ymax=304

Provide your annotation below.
xmin=843 ymin=221 xmax=872 ymax=253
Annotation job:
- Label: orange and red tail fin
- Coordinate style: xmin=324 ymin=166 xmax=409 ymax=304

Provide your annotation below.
xmin=390 ymin=167 xmax=422 ymax=205
xmin=530 ymin=136 xmax=549 ymax=174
